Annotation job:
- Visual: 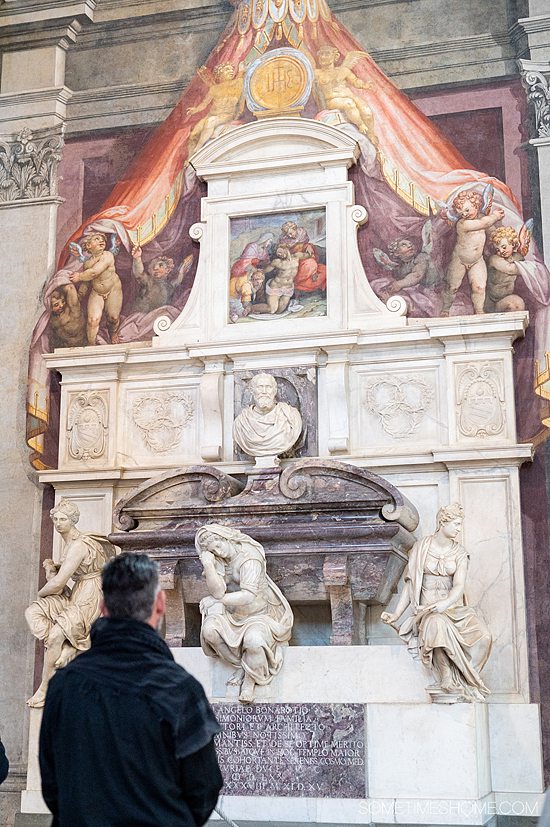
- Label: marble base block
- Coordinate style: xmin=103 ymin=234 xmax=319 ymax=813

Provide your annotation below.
xmin=20 ymin=709 xmax=49 ymax=815
xmin=20 ymin=647 xmax=544 ymax=825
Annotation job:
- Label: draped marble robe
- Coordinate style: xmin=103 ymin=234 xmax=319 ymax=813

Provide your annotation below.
xmin=396 ymin=536 xmax=492 ymax=700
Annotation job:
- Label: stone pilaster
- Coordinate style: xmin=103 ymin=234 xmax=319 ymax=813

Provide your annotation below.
xmin=0 ymin=124 xmax=65 ymax=815
xmin=0 ymin=2 xmax=91 ymax=811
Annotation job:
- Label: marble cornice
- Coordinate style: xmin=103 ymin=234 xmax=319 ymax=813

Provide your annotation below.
xmin=37 ymin=443 xmax=534 ymax=487
xmin=331 ymin=0 xmax=420 ymax=9
xmin=0 ymin=85 xmax=72 ymax=108
xmin=371 ymin=31 xmax=512 ymax=65
xmin=517 ymin=13 xmax=550 ymax=35
xmin=0 ymin=0 xmax=95 ymax=26
xmin=69 ymin=78 xmax=187 ymax=105
xmin=74 ymin=11 xmax=223 ymax=49
xmin=0 ymin=17 xmax=85 ymax=51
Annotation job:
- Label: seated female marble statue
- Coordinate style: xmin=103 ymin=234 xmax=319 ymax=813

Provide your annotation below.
xmin=381 ymin=503 xmax=492 ymax=702
xmin=196 ymin=524 xmax=293 ymax=704
xmin=25 ymin=499 xmax=115 ymax=708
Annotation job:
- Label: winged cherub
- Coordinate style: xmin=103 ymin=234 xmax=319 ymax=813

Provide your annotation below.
xmin=68 ymin=233 xmax=123 ymax=344
xmin=186 ymin=63 xmax=246 ymax=157
xmin=485 ymin=221 xmax=533 ymax=312
xmin=314 ymin=45 xmax=376 ymax=145
xmin=373 ymin=220 xmax=442 ymax=304
xmin=439 ymin=185 xmax=505 ymax=316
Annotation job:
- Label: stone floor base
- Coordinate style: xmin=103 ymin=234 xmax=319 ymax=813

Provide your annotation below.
xmin=14 ymin=817 xmax=51 ymax=827
xmin=10 ymin=817 xmax=541 ymax=827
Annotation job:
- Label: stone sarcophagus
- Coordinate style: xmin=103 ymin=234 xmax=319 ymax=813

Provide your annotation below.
xmin=110 ymin=459 xmax=418 ymax=646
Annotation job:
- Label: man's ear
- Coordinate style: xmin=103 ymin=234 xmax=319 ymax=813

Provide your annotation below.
xmin=100 ymin=599 xmax=109 ymax=617
xmin=155 ymin=589 xmax=166 ymax=617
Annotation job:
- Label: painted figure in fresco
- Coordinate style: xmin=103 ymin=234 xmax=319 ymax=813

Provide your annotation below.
xmin=68 ymin=232 xmax=123 ymax=345
xmin=381 ymin=503 xmax=492 ymax=703
xmin=441 ymin=189 xmax=505 ymax=316
xmin=277 ymin=221 xmax=327 ymax=293
xmin=229 ymin=266 xmax=266 ymax=322
xmin=263 ymin=245 xmax=302 ymax=313
xmin=230 ymin=232 xmax=274 ymax=280
xmin=130 ymin=246 xmax=192 ymax=314
xmin=314 ymin=46 xmax=376 ymax=145
xmin=197 ymin=523 xmax=293 ymax=704
xmin=25 ymin=499 xmax=115 ymax=708
xmin=187 ymin=63 xmax=245 ymax=157
xmin=278 ymin=221 xmax=310 ymax=247
xmin=485 ymin=225 xmax=532 ymax=313
xmin=47 ymin=284 xmax=87 ymax=350
xmin=372 ymin=223 xmax=442 ymax=314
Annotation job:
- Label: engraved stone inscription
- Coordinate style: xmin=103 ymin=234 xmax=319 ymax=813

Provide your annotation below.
xmin=213 ymin=703 xmax=365 ymax=798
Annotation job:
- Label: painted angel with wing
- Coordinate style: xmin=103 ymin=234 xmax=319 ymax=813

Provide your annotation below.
xmin=484 ymin=220 xmax=534 ymax=313
xmin=314 ymin=45 xmax=376 ymax=144
xmin=68 ymin=232 xmax=123 ymax=345
xmin=186 ymin=62 xmax=246 ymax=157
xmin=439 ymin=185 xmax=505 ymax=315
xmin=371 ymin=221 xmax=443 ymax=316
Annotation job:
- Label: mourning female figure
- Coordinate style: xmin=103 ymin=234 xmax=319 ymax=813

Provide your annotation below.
xmin=381 ymin=503 xmax=492 ymax=702
xmin=196 ymin=524 xmax=293 ymax=704
xmin=25 ymin=499 xmax=115 ymax=707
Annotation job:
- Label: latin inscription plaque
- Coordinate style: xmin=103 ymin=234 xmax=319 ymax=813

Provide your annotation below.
xmin=213 ymin=703 xmax=365 ymax=798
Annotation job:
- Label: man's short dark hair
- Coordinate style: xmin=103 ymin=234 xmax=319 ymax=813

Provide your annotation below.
xmin=101 ymin=553 xmax=159 ymax=622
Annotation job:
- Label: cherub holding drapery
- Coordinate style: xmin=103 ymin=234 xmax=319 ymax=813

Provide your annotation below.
xmin=440 ymin=185 xmax=505 ymax=316
xmin=68 ymin=233 xmax=123 ymax=344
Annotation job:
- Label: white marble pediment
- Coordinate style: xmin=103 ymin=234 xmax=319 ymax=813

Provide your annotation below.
xmin=190 ymin=117 xmax=360 ymax=178
xmin=156 ymin=115 xmax=407 ymax=346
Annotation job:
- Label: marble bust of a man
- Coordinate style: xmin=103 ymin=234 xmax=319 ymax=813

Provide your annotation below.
xmin=233 ymin=373 xmax=302 ymax=465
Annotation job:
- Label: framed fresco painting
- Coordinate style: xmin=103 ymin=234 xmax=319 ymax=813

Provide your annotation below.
xmin=228 ymin=208 xmax=327 ymax=323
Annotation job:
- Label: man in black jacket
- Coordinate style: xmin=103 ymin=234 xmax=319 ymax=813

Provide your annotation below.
xmin=39 ymin=552 xmax=223 ymax=827
xmin=0 ymin=737 xmax=8 ymax=784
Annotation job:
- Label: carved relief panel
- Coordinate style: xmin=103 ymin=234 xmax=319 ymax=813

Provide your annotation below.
xmin=455 ymin=361 xmax=506 ymax=440
xmin=354 ymin=366 xmax=442 ymax=451
xmin=132 ymin=393 xmax=195 ymax=453
xmin=65 ymin=390 xmax=109 ymax=464
xmin=364 ymin=374 xmax=434 ymax=439
xmin=121 ymin=385 xmax=200 ymax=465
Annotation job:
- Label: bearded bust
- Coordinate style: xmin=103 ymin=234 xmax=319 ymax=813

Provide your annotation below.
xmin=233 ymin=373 xmax=302 ymax=463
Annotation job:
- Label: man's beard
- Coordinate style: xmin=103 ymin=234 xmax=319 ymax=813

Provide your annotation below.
xmin=256 ymin=394 xmax=275 ymax=409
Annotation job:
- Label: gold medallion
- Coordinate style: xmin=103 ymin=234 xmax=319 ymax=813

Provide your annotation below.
xmin=249 ymin=54 xmax=308 ymax=114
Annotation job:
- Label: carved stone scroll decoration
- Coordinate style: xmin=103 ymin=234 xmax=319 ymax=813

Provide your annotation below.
xmin=110 ymin=459 xmax=419 ymax=648
xmin=132 ymin=392 xmax=195 ymax=453
xmin=0 ymin=127 xmax=64 ymax=202
xmin=519 ymin=61 xmax=550 ymax=139
xmin=67 ymin=391 xmax=108 ymax=461
xmin=364 ymin=374 xmax=434 ymax=439
xmin=456 ymin=361 xmax=505 ymax=438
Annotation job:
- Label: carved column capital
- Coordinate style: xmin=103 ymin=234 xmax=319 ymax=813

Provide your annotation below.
xmin=0 ymin=125 xmax=64 ymax=203
xmin=519 ymin=59 xmax=550 ymax=139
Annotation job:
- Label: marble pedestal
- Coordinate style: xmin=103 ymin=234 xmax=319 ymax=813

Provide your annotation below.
xmin=177 ymin=646 xmax=544 ymax=827
xmin=20 ymin=710 xmax=48 ymax=816
xmin=20 ymin=646 xmax=544 ymax=825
